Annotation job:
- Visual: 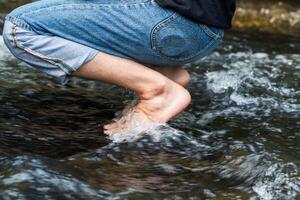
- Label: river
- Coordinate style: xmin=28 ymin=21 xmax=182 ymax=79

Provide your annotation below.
xmin=0 ymin=1 xmax=299 ymax=200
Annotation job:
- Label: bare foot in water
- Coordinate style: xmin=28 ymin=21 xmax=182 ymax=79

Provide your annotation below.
xmin=72 ymin=52 xmax=191 ymax=135
xmin=104 ymin=66 xmax=190 ymax=134
xmin=104 ymin=80 xmax=191 ymax=135
xmin=103 ymin=107 xmax=153 ymax=135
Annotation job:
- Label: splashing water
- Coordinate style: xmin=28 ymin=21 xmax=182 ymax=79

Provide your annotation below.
xmin=106 ymin=101 xmax=202 ymax=145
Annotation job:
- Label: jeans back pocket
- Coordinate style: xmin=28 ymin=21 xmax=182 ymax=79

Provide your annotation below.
xmin=151 ymin=13 xmax=223 ymax=63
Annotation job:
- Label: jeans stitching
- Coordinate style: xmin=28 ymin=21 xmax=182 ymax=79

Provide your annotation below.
xmin=200 ymin=24 xmax=222 ymax=40
xmin=151 ymin=13 xmax=220 ymax=62
xmin=151 ymin=12 xmax=178 ymax=50
xmin=2 ymin=22 xmax=19 ymax=58
xmin=11 ymin=23 xmax=76 ymax=74
xmin=6 ymin=16 xmax=34 ymax=32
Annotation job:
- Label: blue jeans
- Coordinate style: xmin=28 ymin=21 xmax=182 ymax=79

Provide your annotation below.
xmin=3 ymin=0 xmax=224 ymax=84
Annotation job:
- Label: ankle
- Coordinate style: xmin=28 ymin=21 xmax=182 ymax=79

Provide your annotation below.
xmin=139 ymin=78 xmax=169 ymax=100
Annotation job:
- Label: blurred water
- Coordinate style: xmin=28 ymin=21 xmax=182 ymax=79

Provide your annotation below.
xmin=0 ymin=31 xmax=300 ymax=200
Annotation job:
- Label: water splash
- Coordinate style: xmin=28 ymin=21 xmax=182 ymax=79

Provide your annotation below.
xmin=107 ymin=116 xmax=202 ymax=150
xmin=105 ymin=100 xmax=200 ymax=145
xmin=107 ymin=121 xmax=164 ymax=143
xmin=204 ymin=51 xmax=300 ymax=119
xmin=104 ymin=99 xmax=167 ymax=143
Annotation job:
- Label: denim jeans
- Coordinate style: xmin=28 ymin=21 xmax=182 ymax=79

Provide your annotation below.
xmin=3 ymin=0 xmax=224 ymax=84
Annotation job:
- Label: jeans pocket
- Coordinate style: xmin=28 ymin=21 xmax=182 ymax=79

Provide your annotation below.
xmin=200 ymin=24 xmax=224 ymax=40
xmin=151 ymin=13 xmax=222 ymax=62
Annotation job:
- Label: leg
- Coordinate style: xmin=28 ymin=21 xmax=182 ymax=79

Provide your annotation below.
xmin=103 ymin=65 xmax=190 ymax=132
xmin=146 ymin=65 xmax=190 ymax=87
xmin=73 ymin=52 xmax=191 ymax=134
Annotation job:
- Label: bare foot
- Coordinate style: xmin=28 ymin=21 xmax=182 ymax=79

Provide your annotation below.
xmin=104 ymin=80 xmax=191 ymax=135
xmin=104 ymin=66 xmax=190 ymax=133
xmin=103 ymin=107 xmax=153 ymax=135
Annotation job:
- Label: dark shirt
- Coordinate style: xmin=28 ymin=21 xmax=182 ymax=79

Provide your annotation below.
xmin=155 ymin=0 xmax=236 ymax=29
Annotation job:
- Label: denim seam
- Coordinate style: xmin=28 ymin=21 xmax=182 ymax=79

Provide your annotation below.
xmin=2 ymin=23 xmax=20 ymax=59
xmin=11 ymin=23 xmax=76 ymax=75
xmin=15 ymin=0 xmax=155 ymax=19
xmin=5 ymin=16 xmax=33 ymax=32
xmin=200 ymin=24 xmax=221 ymax=40
xmin=151 ymin=13 xmax=219 ymax=62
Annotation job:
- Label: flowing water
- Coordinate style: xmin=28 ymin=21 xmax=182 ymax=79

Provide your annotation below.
xmin=0 ymin=30 xmax=299 ymax=199
xmin=0 ymin=1 xmax=300 ymax=199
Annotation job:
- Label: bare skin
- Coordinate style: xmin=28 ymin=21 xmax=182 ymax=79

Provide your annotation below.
xmin=103 ymin=65 xmax=190 ymax=132
xmin=73 ymin=52 xmax=191 ymax=135
xmin=147 ymin=65 xmax=190 ymax=87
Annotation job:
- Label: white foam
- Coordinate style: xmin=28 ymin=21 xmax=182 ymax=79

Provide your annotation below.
xmin=2 ymin=172 xmax=33 ymax=185
xmin=106 ymin=109 xmax=204 ymax=148
xmin=204 ymin=51 xmax=300 ymax=114
xmin=106 ymin=99 xmax=194 ymax=144
xmin=107 ymin=121 xmax=165 ymax=143
xmin=205 ymin=68 xmax=248 ymax=93
xmin=253 ymin=163 xmax=300 ymax=200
